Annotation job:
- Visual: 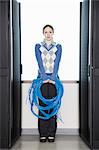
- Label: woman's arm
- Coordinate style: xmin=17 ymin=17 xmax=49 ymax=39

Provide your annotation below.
xmin=35 ymin=43 xmax=50 ymax=80
xmin=50 ymin=44 xmax=62 ymax=81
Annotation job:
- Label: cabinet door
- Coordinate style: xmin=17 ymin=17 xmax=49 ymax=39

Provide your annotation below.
xmin=0 ymin=1 xmax=10 ymax=148
xmin=10 ymin=0 xmax=21 ymax=146
xmin=92 ymin=1 xmax=99 ymax=148
xmin=80 ymin=0 xmax=90 ymax=144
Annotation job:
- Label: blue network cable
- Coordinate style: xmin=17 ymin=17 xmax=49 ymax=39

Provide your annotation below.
xmin=28 ymin=78 xmax=64 ymax=120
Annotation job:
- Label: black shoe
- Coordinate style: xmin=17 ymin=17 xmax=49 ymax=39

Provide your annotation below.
xmin=40 ymin=137 xmax=47 ymax=143
xmin=48 ymin=136 xmax=55 ymax=142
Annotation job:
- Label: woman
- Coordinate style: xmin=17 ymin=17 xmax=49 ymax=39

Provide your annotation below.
xmin=35 ymin=24 xmax=62 ymax=142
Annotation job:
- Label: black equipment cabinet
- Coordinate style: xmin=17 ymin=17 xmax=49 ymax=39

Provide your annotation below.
xmin=79 ymin=0 xmax=99 ymax=149
xmin=0 ymin=0 xmax=21 ymax=148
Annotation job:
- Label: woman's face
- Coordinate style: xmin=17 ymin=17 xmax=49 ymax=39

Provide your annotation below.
xmin=43 ymin=27 xmax=54 ymax=41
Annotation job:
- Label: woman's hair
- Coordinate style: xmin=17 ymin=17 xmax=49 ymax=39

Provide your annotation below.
xmin=43 ymin=24 xmax=54 ymax=33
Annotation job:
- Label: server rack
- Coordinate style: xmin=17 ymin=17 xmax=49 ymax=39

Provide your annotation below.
xmin=0 ymin=0 xmax=21 ymax=148
xmin=79 ymin=0 xmax=99 ymax=149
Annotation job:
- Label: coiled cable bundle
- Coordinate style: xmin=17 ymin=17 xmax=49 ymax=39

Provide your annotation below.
xmin=28 ymin=78 xmax=64 ymax=120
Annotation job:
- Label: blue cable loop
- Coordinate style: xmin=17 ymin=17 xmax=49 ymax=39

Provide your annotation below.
xmin=28 ymin=78 xmax=64 ymax=120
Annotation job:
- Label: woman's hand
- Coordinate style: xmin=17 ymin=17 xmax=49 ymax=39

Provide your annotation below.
xmin=48 ymin=80 xmax=55 ymax=84
xmin=43 ymin=79 xmax=55 ymax=84
xmin=43 ymin=79 xmax=49 ymax=83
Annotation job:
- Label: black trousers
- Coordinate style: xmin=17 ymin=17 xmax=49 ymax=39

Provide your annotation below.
xmin=38 ymin=82 xmax=57 ymax=137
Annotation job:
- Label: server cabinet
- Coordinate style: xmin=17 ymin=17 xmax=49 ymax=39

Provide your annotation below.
xmin=0 ymin=0 xmax=21 ymax=148
xmin=79 ymin=0 xmax=99 ymax=149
